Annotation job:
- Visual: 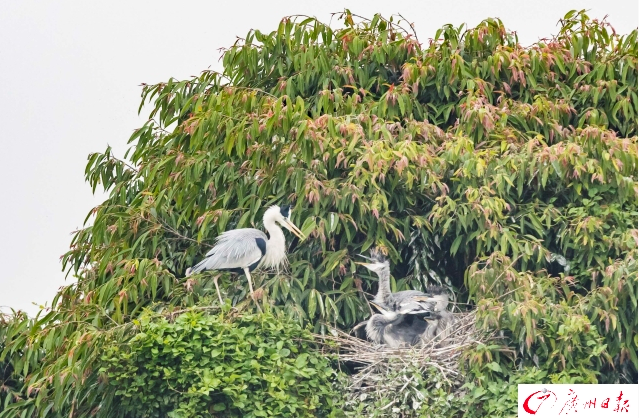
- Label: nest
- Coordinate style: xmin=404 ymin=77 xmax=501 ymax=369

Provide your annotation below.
xmin=314 ymin=311 xmax=495 ymax=414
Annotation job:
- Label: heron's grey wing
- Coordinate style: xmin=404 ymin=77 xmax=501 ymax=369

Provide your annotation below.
xmin=397 ymin=300 xmax=433 ymax=315
xmin=369 ymin=313 xmax=426 ymax=347
xmin=395 ymin=289 xmax=452 ymax=312
xmin=366 ymin=310 xmax=408 ymax=346
xmin=393 ymin=290 xmax=429 ymax=301
xmin=204 ymin=228 xmax=267 ymax=257
xmin=190 ymin=228 xmax=268 ymax=273
xmin=385 ymin=290 xmax=430 ymax=311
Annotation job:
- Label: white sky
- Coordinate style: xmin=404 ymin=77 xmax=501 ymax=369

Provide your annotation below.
xmin=1 ymin=0 xmax=637 ymax=316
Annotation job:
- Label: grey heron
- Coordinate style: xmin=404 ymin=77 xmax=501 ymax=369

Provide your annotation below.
xmin=357 ymin=249 xmax=456 ymax=346
xmin=365 ymin=297 xmax=456 ymax=347
xmin=186 ymin=205 xmax=305 ymax=306
xmin=421 ymin=287 xmax=456 ymax=343
xmin=364 ymin=301 xmax=432 ymax=347
xmin=356 ymin=249 xmax=444 ymax=312
xmin=422 ymin=311 xmax=456 ymax=343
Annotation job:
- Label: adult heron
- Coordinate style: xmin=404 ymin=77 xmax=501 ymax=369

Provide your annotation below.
xmin=186 ymin=205 xmax=305 ymax=306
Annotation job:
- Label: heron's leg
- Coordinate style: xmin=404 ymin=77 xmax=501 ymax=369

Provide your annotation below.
xmin=213 ymin=274 xmax=223 ymax=305
xmin=244 ymin=267 xmax=256 ymax=297
xmin=243 ymin=268 xmax=263 ymax=313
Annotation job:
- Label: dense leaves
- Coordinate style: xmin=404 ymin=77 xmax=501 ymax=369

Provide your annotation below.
xmin=1 ymin=9 xmax=637 ymax=417
xmin=100 ymin=310 xmax=340 ymax=418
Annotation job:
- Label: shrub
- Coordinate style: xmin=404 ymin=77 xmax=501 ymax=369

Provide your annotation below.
xmin=99 ymin=309 xmax=341 ymax=418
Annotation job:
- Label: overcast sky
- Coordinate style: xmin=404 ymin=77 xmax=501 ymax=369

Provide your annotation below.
xmin=0 ymin=0 xmax=636 ymax=316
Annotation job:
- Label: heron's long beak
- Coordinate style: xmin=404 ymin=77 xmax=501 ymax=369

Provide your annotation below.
xmin=357 ymin=254 xmax=375 ymax=261
xmin=355 ymin=261 xmax=375 ymax=269
xmin=355 ymin=254 xmax=375 ymax=269
xmin=370 ymin=302 xmax=398 ymax=320
xmin=281 ymin=218 xmax=305 ymax=240
xmin=369 ymin=301 xmax=386 ymax=313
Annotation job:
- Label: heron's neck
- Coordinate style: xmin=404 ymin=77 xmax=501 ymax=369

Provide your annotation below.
xmin=381 ymin=310 xmax=403 ymax=324
xmin=374 ymin=268 xmax=392 ymax=305
xmin=425 ymin=318 xmax=440 ymax=339
xmin=366 ymin=312 xmax=404 ymax=345
xmin=262 ymin=218 xmax=287 ymax=269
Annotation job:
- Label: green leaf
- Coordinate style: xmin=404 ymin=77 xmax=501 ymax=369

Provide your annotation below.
xmin=450 ymin=235 xmax=463 ymax=256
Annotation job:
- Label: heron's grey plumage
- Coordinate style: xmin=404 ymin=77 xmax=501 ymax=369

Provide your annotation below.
xmin=396 ymin=298 xmax=433 ymax=315
xmin=365 ymin=299 xmax=456 ymax=347
xmin=361 ymin=249 xmax=442 ymax=313
xmin=365 ymin=305 xmax=431 ymax=347
xmin=419 ymin=287 xmax=456 ymax=343
xmin=358 ymin=249 xmax=456 ymax=347
xmin=422 ymin=310 xmax=456 ymax=344
xmin=186 ymin=205 xmax=305 ymax=308
xmin=188 ymin=228 xmax=268 ymax=274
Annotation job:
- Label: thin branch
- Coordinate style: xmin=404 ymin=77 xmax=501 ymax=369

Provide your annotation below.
xmin=105 ymin=152 xmax=138 ymax=173
xmin=147 ymin=212 xmax=214 ymax=248
xmin=397 ymin=13 xmax=420 ymax=45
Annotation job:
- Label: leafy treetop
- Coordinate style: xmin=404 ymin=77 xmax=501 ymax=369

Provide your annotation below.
xmin=0 ymin=9 xmax=637 ymax=418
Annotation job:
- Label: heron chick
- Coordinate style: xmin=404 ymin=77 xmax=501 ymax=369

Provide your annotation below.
xmin=421 ymin=287 xmax=456 ymax=344
xmin=186 ymin=205 xmax=305 ymax=308
xmin=357 ymin=248 xmax=456 ymax=346
xmin=365 ymin=302 xmax=432 ymax=347
xmin=356 ymin=249 xmax=442 ymax=312
xmin=365 ymin=297 xmax=455 ymax=348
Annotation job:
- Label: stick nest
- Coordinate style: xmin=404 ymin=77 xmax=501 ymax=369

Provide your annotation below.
xmin=314 ymin=311 xmax=495 ymax=414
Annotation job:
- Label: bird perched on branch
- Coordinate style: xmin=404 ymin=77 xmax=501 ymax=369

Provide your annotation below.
xmin=186 ymin=205 xmax=305 ymax=308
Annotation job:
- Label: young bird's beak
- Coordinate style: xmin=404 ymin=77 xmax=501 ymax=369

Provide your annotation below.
xmin=355 ymin=261 xmax=375 ymax=269
xmin=369 ymin=301 xmax=386 ymax=313
xmin=357 ymin=254 xmax=375 ymax=261
xmin=282 ymin=218 xmax=306 ymax=240
xmin=370 ymin=302 xmax=397 ymax=319
xmin=356 ymin=254 xmax=375 ymax=269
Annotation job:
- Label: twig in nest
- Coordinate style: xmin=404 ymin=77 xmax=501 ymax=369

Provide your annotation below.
xmin=314 ymin=310 xmax=496 ymax=409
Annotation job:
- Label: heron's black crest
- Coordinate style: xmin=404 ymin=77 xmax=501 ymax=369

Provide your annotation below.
xmin=368 ymin=247 xmax=388 ymax=263
xmin=279 ymin=205 xmax=291 ymax=218
xmin=425 ymin=285 xmax=447 ymax=296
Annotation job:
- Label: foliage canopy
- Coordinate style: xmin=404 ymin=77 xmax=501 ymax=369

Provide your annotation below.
xmin=1 ymin=9 xmax=637 ymax=418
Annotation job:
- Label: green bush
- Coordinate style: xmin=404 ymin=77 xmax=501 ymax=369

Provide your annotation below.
xmin=338 ymin=364 xmax=599 ymax=418
xmin=99 ymin=309 xmax=340 ymax=418
xmin=339 ymin=364 xmax=464 ymax=418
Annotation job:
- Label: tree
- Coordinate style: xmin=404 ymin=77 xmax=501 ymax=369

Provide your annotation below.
xmin=1 ymin=10 xmax=637 ymax=417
